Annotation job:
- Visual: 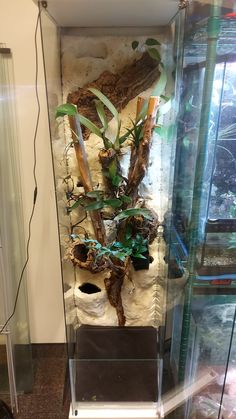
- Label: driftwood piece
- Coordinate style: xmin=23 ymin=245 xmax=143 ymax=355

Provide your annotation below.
xmin=68 ymin=115 xmax=106 ymax=244
xmin=98 ymin=148 xmax=122 ymax=193
xmin=69 ymin=240 xmax=108 ymax=273
xmin=67 ymin=53 xmax=160 ymax=140
xmin=104 ymin=259 xmax=130 ymax=326
xmin=126 ymin=96 xmax=159 ymax=200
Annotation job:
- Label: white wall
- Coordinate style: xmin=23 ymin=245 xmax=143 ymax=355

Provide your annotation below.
xmin=0 ymin=0 xmax=66 ymax=343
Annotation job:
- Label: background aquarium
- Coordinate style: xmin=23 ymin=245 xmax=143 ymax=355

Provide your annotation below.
xmin=168 ymin=1 xmax=236 ymax=418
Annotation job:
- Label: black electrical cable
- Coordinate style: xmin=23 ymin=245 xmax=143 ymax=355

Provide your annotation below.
xmin=0 ymin=9 xmax=41 ymax=335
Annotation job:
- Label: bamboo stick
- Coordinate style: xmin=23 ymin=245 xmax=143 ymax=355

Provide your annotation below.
xmin=136 ymin=96 xmax=145 ymax=121
xmin=68 ymin=115 xmax=106 ymax=245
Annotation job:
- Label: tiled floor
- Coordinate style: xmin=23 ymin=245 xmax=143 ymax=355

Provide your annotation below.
xmin=1 ymin=344 xmax=70 ymax=419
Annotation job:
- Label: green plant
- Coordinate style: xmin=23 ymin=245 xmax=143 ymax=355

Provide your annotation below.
xmin=122 ymin=228 xmax=148 ymax=259
xmin=66 ymin=189 xmax=132 ymax=213
xmin=56 ymin=88 xmax=124 ymax=151
xmin=132 ymin=38 xmax=161 ymax=62
xmin=114 ymin=207 xmax=153 ymax=222
xmin=75 ymin=237 xmax=131 ymax=262
xmin=77 ymin=232 xmax=148 ymax=263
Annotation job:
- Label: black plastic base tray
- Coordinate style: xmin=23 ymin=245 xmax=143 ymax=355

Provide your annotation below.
xmin=75 ymin=325 xmax=159 ymax=402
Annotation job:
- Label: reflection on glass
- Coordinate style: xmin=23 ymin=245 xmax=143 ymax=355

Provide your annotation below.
xmin=0 ymin=46 xmax=33 ymax=396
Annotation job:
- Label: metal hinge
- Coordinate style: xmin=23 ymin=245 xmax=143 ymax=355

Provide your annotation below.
xmin=178 ymin=0 xmax=189 ymax=9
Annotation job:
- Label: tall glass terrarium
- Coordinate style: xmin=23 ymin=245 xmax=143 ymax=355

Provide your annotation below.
xmin=37 ymin=0 xmax=236 ymax=417
xmin=37 ymin=1 xmax=183 ymax=417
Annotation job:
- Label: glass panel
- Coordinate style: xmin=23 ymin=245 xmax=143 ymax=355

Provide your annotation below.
xmin=220 ymin=307 xmax=236 ymax=418
xmin=168 ymin=1 xmax=236 ymax=418
xmin=0 ymin=45 xmax=33 ymax=394
xmin=40 ymin=0 xmax=236 ymax=417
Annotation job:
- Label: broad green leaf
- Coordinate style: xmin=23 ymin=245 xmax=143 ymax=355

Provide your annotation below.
xmin=83 ymin=238 xmax=102 ymax=249
xmin=95 ymin=100 xmax=108 ymax=131
xmin=112 ymin=174 xmax=122 ymax=187
xmin=132 ymin=40 xmax=139 ymax=50
xmin=78 ymin=114 xmax=102 ymax=138
xmin=152 ymin=65 xmax=167 ymax=97
xmin=84 ymin=201 xmax=104 ymax=211
xmin=124 ymin=224 xmax=132 ymax=241
xmin=110 ymin=242 xmax=124 ymax=249
xmin=132 ymin=253 xmax=147 ymax=259
xmin=159 ymin=98 xmax=172 ymax=116
xmin=86 ymin=190 xmax=104 ymax=199
xmin=145 ymin=38 xmax=161 ymax=46
xmin=120 ymin=195 xmax=132 ymax=204
xmin=160 ymin=94 xmax=170 ymax=102
xmin=88 ymin=87 xmax=119 ymax=119
xmin=119 ymin=130 xmax=132 ymax=145
xmin=114 ymin=136 xmax=121 ymax=151
xmin=108 ymin=159 xmax=117 ymax=178
xmin=103 ymin=137 xmax=114 ymax=150
xmin=115 ymin=208 xmax=153 ymax=222
xmin=147 ymin=48 xmax=161 ymax=62
xmin=139 ymin=246 xmax=148 ymax=253
xmin=55 ymin=103 xmax=77 ymax=118
xmin=67 ymin=198 xmax=84 ymax=213
xmin=103 ymin=199 xmax=122 ymax=209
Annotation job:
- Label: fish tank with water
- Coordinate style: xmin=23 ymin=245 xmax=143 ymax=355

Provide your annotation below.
xmin=36 ymin=0 xmax=236 ymax=418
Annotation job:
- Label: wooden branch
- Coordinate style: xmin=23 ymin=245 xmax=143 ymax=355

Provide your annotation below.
xmin=68 ymin=115 xmax=107 ymax=245
xmin=126 ymin=96 xmax=159 ymax=199
xmin=104 ymin=259 xmax=129 ymax=326
xmin=99 ymin=148 xmax=122 ymax=194
xmin=68 ymin=53 xmax=160 ymax=140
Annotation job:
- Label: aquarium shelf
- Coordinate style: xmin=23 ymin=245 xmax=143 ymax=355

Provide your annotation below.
xmin=185 ymin=18 xmax=236 ymax=62
xmin=35 ymin=0 xmax=179 ymax=27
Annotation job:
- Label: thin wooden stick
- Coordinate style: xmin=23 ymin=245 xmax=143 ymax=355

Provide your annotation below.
xmin=68 ymin=115 xmax=106 ymax=244
xmin=136 ymin=96 xmax=145 ymax=121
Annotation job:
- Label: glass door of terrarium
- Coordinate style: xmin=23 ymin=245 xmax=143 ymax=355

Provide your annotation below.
xmin=38 ymin=0 xmax=183 ymax=415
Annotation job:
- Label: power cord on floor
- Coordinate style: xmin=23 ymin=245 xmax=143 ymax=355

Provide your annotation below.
xmin=0 ymin=9 xmax=41 ymax=335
